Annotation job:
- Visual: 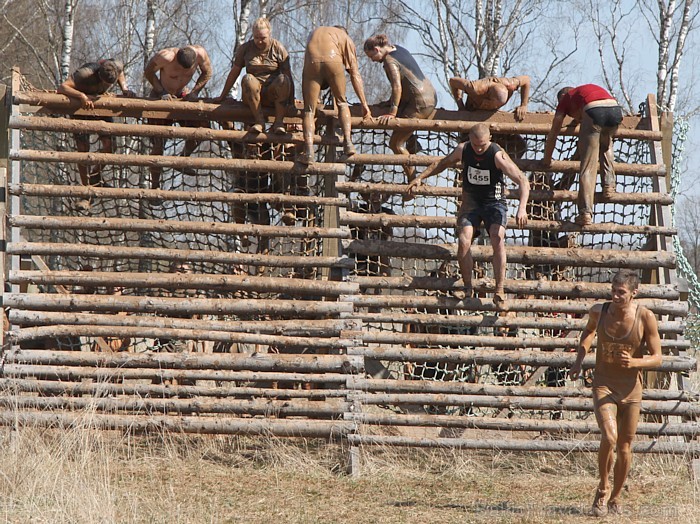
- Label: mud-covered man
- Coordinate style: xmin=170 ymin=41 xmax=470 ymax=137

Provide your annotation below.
xmin=300 ymin=26 xmax=372 ymax=164
xmin=449 ymin=75 xmax=530 ymax=121
xmin=364 ymin=34 xmax=437 ymax=182
xmin=569 ymin=270 xmax=662 ymax=517
xmin=144 ymin=45 xmax=213 ymax=190
xmin=216 ymin=17 xmax=294 ymax=135
xmin=58 ymin=59 xmax=135 ymax=190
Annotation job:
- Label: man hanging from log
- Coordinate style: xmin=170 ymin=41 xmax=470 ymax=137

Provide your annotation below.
xmin=58 ymin=59 xmax=135 ymax=199
xmin=144 ymin=45 xmax=213 ymax=190
xmin=449 ymin=74 xmax=530 ymax=121
xmin=363 ymin=34 xmax=437 ymax=182
xmin=542 ymin=84 xmax=623 ymax=226
xmin=299 ymin=26 xmax=372 ymax=164
xmin=215 ymin=17 xmax=294 ymax=134
xmin=569 ymin=270 xmax=662 ymax=517
xmin=406 ymin=123 xmax=529 ymax=310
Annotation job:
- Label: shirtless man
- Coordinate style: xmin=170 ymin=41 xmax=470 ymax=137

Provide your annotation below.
xmin=144 ymin=45 xmax=213 ymax=189
xmin=569 ymin=270 xmax=662 ymax=517
xmin=58 ymin=59 xmax=135 ymax=190
xmin=407 ymin=123 xmax=529 ymax=309
xmin=216 ymin=17 xmax=293 ymax=134
xmin=300 ymin=26 xmax=372 ymax=164
xmin=449 ymin=75 xmax=530 ymax=121
xmin=364 ymin=34 xmax=437 ymax=182
xmin=542 ymin=84 xmax=622 ymax=226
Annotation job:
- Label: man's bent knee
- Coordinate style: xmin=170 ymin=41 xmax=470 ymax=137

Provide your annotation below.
xmin=241 ymin=74 xmax=262 ymax=96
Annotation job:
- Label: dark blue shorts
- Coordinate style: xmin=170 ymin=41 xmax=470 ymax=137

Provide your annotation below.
xmin=456 ymin=199 xmax=508 ymax=232
xmin=585 ymin=105 xmax=623 ymax=128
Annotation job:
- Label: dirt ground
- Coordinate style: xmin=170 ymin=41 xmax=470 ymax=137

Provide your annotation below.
xmin=0 ymin=426 xmax=697 ymax=524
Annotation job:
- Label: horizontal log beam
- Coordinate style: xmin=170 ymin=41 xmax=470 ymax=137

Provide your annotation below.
xmin=340 ymin=211 xmax=675 ymax=236
xmin=349 ymin=276 xmax=680 ymax=300
xmin=347 ymin=435 xmax=699 ymax=455
xmin=14 ymin=92 xmax=301 ymax=122
xmin=336 ymin=182 xmax=673 ymax=205
xmin=2 ymin=378 xmax=348 ymax=400
xmin=360 ymin=331 xmax=689 ymax=350
xmin=7 ymin=242 xmax=354 ymax=269
xmin=10 ymin=325 xmax=353 ymax=349
xmin=351 ymin=346 xmax=696 ymax=372
xmin=11 ymin=215 xmax=350 ymax=239
xmin=10 ymin=270 xmax=360 ymax=296
xmin=8 ymin=349 xmax=364 ymax=373
xmin=3 ymin=364 xmax=350 ymax=384
xmin=355 ymin=312 xmax=684 ymax=334
xmin=9 ymin=311 xmax=353 ymax=336
xmin=342 ymin=240 xmax=677 ymax=269
xmin=13 ymin=91 xmax=656 ymax=140
xmin=11 ymin=183 xmax=347 ymax=207
xmin=9 ymin=307 xmax=684 ymax=337
xmin=347 ymin=376 xmax=700 ymax=402
xmin=4 ymin=293 xmax=354 ymax=316
xmin=0 ymin=393 xmax=348 ymax=417
xmin=347 ymin=413 xmax=700 ymax=436
xmin=343 ymin=295 xmax=687 ymax=316
xmin=345 ymin=107 xmax=655 ymax=140
xmin=1 ymin=378 xmax=347 ymax=400
xmin=10 ymin=149 xmax=346 ymax=176
xmin=345 ymin=154 xmax=665 ymax=177
xmin=355 ymin=393 xmax=699 ymax=416
xmin=0 ymin=410 xmax=355 ymax=437
xmin=9 ymin=114 xmax=338 ymax=146
xmin=348 ymin=378 xmax=698 ymax=402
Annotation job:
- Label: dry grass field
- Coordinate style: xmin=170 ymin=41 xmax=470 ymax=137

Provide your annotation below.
xmin=0 ymin=418 xmax=697 ymax=524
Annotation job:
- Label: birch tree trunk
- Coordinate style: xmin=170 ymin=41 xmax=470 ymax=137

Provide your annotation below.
xmin=59 ymin=0 xmax=78 ymax=82
xmin=142 ymin=0 xmax=157 ymax=94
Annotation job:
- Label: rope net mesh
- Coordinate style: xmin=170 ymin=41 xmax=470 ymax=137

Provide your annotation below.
xmin=17 ymin=112 xmax=328 ymax=354
xmin=346 ymin=124 xmax=654 ymax=418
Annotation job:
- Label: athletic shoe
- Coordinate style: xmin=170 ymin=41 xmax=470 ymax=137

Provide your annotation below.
xmin=591 ymin=488 xmax=609 ymax=517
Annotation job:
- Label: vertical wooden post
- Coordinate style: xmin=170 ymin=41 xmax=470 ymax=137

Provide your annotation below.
xmin=8 ymin=70 xmax=22 ymax=296
xmin=645 ymin=94 xmax=674 ymax=285
xmin=322 ymin=112 xmax=343 ymax=282
xmin=1 ymin=81 xmax=10 ymax=351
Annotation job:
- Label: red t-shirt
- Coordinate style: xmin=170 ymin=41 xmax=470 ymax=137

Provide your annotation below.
xmin=556 ymin=84 xmax=614 ymax=117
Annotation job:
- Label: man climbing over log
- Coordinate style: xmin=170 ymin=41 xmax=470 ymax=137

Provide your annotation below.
xmin=215 ymin=17 xmax=294 ymax=134
xmin=58 ymin=59 xmax=135 ymax=197
xmin=363 ymin=34 xmax=437 ymax=182
xmin=449 ymin=75 xmax=530 ymax=121
xmin=406 ymin=123 xmax=529 ymax=310
xmin=569 ymin=270 xmax=662 ymax=517
xmin=542 ymin=84 xmax=623 ymax=226
xmin=144 ymin=45 xmax=213 ymax=190
xmin=299 ymin=26 xmax=372 ymax=164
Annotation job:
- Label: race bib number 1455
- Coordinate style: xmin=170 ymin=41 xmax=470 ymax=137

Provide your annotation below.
xmin=467 ymin=166 xmax=491 ymax=185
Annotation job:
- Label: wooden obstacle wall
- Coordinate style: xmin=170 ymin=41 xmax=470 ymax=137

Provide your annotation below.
xmin=0 ymin=69 xmax=698 ymax=469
